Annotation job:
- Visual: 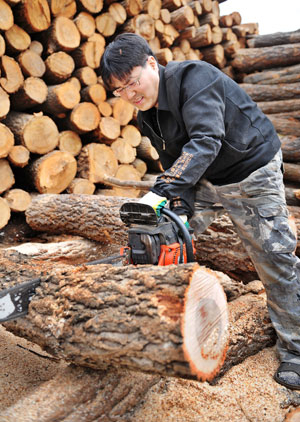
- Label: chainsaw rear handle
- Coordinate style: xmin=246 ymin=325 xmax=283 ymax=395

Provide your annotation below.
xmin=161 ymin=208 xmax=195 ymax=263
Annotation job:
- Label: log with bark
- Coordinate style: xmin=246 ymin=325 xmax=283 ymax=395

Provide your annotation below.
xmin=247 ymin=29 xmax=300 ymax=48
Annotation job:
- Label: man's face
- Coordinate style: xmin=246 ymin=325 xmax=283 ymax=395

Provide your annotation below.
xmin=110 ymin=56 xmax=160 ymax=111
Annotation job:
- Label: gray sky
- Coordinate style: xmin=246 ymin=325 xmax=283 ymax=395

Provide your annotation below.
xmin=219 ymin=0 xmax=300 ymax=35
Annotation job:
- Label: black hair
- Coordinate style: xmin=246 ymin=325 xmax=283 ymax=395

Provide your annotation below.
xmin=99 ymin=33 xmax=156 ymax=91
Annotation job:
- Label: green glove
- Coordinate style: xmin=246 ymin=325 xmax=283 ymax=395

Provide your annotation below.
xmin=179 ymin=215 xmax=190 ymax=229
xmin=139 ymin=191 xmax=167 ymax=217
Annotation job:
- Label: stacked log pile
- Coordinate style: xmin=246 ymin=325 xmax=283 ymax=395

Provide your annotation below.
xmin=230 ymin=29 xmax=300 ymax=205
xmin=0 ymin=0 xmax=260 ymax=230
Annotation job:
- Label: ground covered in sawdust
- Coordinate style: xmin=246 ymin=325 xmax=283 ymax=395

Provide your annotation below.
xmin=1 ymin=323 xmax=300 ymax=422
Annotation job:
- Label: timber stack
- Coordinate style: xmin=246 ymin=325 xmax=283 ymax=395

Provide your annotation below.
xmin=0 ymin=0 xmax=259 ymax=230
xmin=229 ymin=28 xmax=300 ymax=207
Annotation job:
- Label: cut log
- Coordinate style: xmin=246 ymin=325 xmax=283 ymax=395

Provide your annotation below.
xmin=247 ymin=29 xmax=300 ymax=48
xmin=137 ymin=135 xmax=159 ymax=161
xmin=0 ymin=254 xmax=228 ymax=381
xmin=29 ymin=150 xmax=77 ymax=194
xmin=190 ymin=24 xmax=212 ymax=48
xmin=0 ymin=55 xmax=24 ymax=94
xmin=3 ymin=111 xmax=59 ymax=154
xmin=201 ymin=44 xmax=225 ymax=67
xmin=74 ymin=11 xmax=96 ymax=39
xmin=10 ymin=77 xmax=48 ymax=111
xmin=73 ymin=66 xmax=98 ymax=86
xmin=231 ymin=44 xmax=300 ymax=73
xmin=155 ymin=47 xmax=173 ymax=65
xmin=0 ymin=122 xmax=14 ymax=158
xmin=282 ymin=162 xmax=300 ymax=184
xmin=28 ymin=40 xmax=43 ymax=55
xmin=281 ymin=136 xmax=300 ymax=162
xmin=170 ymin=6 xmax=194 ymax=30
xmin=219 ymin=14 xmax=233 ymax=28
xmin=111 ymin=138 xmax=137 ymax=164
xmin=68 ymin=102 xmax=100 ymax=134
xmin=42 ymin=78 xmax=81 ymax=116
xmin=4 ymin=24 xmax=31 ymax=55
xmin=77 ymin=0 xmax=103 ymax=13
xmin=81 ymin=83 xmax=106 ymax=105
xmin=44 ymin=51 xmax=75 ymax=84
xmin=0 ymin=196 xmax=11 ymax=229
xmin=4 ymin=188 xmax=31 ymax=212
xmin=97 ymin=100 xmax=112 ymax=117
xmin=199 ymin=12 xmax=219 ymax=27
xmin=267 ymin=114 xmax=300 ymax=137
xmin=0 ymin=0 xmax=14 ymax=31
xmin=71 ymin=35 xmax=105 ymax=69
xmin=240 ymin=83 xmax=300 ymax=102
xmin=143 ymin=0 xmax=161 ymax=19
xmin=161 ymin=0 xmax=181 ymax=12
xmin=121 ymin=124 xmax=142 ymax=147
xmin=121 ymin=0 xmax=143 ymax=16
xmin=67 ymin=177 xmax=95 ymax=194
xmin=122 ymin=13 xmax=155 ymax=40
xmin=95 ymin=12 xmax=117 ymax=37
xmin=243 ymin=63 xmax=300 ymax=85
xmin=0 ymin=34 xmax=5 ymax=57
xmin=17 ymin=49 xmax=46 ymax=78
xmin=0 ymin=87 xmax=10 ymax=120
xmin=0 ymin=158 xmax=15 ymax=194
xmin=108 ymin=2 xmax=127 ymax=25
xmin=92 ymin=116 xmax=121 ymax=143
xmin=48 ymin=0 xmax=77 ymax=18
xmin=58 ymin=130 xmax=82 ymax=156
xmin=44 ymin=16 xmax=81 ymax=55
xmin=77 ymin=143 xmax=118 ymax=183
xmin=112 ymin=164 xmax=141 ymax=197
xmin=133 ymin=157 xmax=147 ymax=177
xmin=14 ymin=0 xmax=51 ymax=33
xmin=110 ymin=97 xmax=135 ymax=126
xmin=160 ymin=7 xmax=171 ymax=23
xmin=7 ymin=145 xmax=30 ymax=168
xmin=211 ymin=26 xmax=223 ymax=45
xmin=257 ymin=99 xmax=300 ymax=114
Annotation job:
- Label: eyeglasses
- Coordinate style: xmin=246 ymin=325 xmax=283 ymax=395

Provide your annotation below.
xmin=112 ymin=67 xmax=143 ymax=97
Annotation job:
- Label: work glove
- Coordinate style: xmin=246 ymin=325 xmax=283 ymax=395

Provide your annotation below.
xmin=179 ymin=215 xmax=190 ymax=229
xmin=138 ymin=191 xmax=167 ymax=217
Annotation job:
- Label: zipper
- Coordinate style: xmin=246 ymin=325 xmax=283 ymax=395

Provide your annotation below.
xmin=143 ymin=118 xmax=166 ymax=151
xmin=156 ymin=109 xmax=166 ymax=150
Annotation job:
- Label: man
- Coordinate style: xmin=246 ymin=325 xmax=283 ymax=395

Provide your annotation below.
xmin=100 ymin=32 xmax=300 ymax=389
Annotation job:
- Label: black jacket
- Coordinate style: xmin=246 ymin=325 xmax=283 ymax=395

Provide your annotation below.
xmin=137 ymin=60 xmax=281 ymax=217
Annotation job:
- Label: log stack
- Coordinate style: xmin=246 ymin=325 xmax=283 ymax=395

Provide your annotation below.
xmin=230 ymin=29 xmax=300 ymax=206
xmin=0 ymin=0 xmax=259 ymax=229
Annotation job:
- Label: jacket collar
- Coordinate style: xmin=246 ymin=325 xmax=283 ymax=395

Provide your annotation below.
xmin=157 ymin=64 xmax=170 ymax=111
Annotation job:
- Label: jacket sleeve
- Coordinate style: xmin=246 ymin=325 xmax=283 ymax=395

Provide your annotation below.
xmin=152 ymin=68 xmax=226 ymax=215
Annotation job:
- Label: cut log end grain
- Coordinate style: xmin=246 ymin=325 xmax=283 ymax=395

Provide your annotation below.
xmin=112 ymin=164 xmax=142 ymax=197
xmin=49 ymin=0 xmax=77 ymax=18
xmin=0 ymin=55 xmax=24 ymax=94
xmin=0 ymin=197 xmax=11 ymax=229
xmin=0 ymin=87 xmax=10 ymax=120
xmin=111 ymin=97 xmax=135 ymax=126
xmin=0 ymin=123 xmax=14 ymax=158
xmin=48 ymin=16 xmax=81 ymax=54
xmin=95 ymin=12 xmax=117 ymax=38
xmin=17 ymin=49 xmax=46 ymax=78
xmin=182 ymin=266 xmax=229 ymax=381
xmin=121 ymin=124 xmax=142 ymax=147
xmin=58 ymin=130 xmax=82 ymax=156
xmin=23 ymin=114 xmax=59 ymax=154
xmin=10 ymin=77 xmax=48 ymax=111
xmin=111 ymin=138 xmax=136 ymax=164
xmin=81 ymin=83 xmax=107 ymax=105
xmin=4 ymin=188 xmax=31 ymax=212
xmin=43 ymin=78 xmax=81 ymax=116
xmin=108 ymin=3 xmax=127 ymax=25
xmin=73 ymin=66 xmax=98 ymax=86
xmin=97 ymin=116 xmax=121 ymax=142
xmin=44 ymin=52 xmax=75 ymax=84
xmin=8 ymin=145 xmax=30 ymax=167
xmin=74 ymin=11 xmax=96 ymax=39
xmin=4 ymin=24 xmax=31 ymax=54
xmin=67 ymin=177 xmax=96 ymax=194
xmin=69 ymin=102 xmax=100 ymax=134
xmin=30 ymin=150 xmax=77 ymax=194
xmin=77 ymin=0 xmax=104 ymax=14
xmin=16 ymin=0 xmax=51 ymax=33
xmin=77 ymin=143 xmax=118 ymax=183
xmin=0 ymin=158 xmax=15 ymax=194
xmin=0 ymin=0 xmax=14 ymax=31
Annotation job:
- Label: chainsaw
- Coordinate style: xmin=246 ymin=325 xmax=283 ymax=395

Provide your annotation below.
xmin=0 ymin=203 xmax=195 ymax=323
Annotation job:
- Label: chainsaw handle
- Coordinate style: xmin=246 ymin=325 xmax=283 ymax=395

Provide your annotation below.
xmin=161 ymin=208 xmax=195 ymax=263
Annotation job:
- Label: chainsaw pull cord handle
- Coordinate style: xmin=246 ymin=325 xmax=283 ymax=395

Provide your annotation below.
xmin=160 ymin=208 xmax=195 ymax=263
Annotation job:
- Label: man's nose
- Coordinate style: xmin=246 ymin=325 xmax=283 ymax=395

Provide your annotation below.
xmin=125 ymin=88 xmax=136 ymax=100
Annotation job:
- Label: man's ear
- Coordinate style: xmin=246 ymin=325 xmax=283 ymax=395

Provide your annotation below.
xmin=148 ymin=56 xmax=158 ymax=71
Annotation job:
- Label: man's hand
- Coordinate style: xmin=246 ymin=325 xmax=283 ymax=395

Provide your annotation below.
xmin=179 ymin=215 xmax=190 ymax=228
xmin=138 ymin=191 xmax=167 ymax=217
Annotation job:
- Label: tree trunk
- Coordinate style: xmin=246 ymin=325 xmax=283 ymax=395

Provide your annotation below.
xmin=247 ymin=29 xmax=300 ymax=48
xmin=231 ymin=43 xmax=300 ymax=73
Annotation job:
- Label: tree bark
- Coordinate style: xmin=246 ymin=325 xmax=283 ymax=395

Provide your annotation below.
xmin=247 ymin=29 xmax=300 ymax=48
xmin=240 ymin=83 xmax=300 ymax=102
xmin=243 ymin=63 xmax=300 ymax=84
xmin=14 ymin=0 xmax=51 ymax=33
xmin=231 ymin=43 xmax=300 ymax=73
xmin=281 ymin=136 xmax=300 ymax=162
xmin=257 ymin=99 xmax=300 ymax=114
